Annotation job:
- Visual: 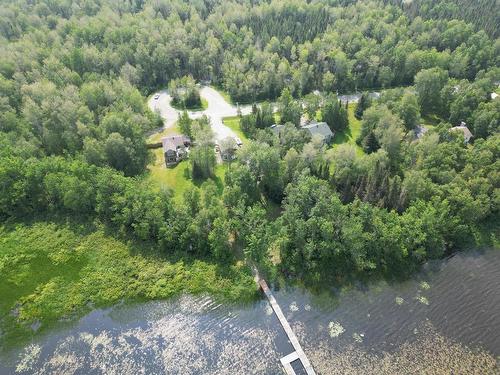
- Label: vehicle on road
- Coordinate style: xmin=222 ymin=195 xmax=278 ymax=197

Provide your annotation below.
xmin=154 ymin=94 xmax=160 ymax=100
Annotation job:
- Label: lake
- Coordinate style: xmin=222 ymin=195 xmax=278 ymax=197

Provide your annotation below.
xmin=1 ymin=249 xmax=499 ymax=374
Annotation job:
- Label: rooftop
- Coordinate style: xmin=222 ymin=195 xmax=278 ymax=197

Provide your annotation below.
xmin=302 ymin=122 xmax=333 ymax=139
xmin=449 ymin=125 xmax=473 ymax=142
xmin=162 ymin=135 xmax=190 ymax=152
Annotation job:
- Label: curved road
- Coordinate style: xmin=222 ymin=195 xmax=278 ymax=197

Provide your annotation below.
xmin=147 ymin=86 xmax=380 ymax=142
xmin=148 ymin=86 xmax=252 ymax=142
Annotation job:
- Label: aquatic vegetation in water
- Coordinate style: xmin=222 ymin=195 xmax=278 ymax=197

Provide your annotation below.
xmin=352 ymin=333 xmax=364 ymax=343
xmin=15 ymin=344 xmax=41 ymax=373
xmin=264 ymin=303 xmax=273 ymax=316
xmin=306 ymin=322 xmax=498 ymax=375
xmin=0 ymin=222 xmax=257 ymax=346
xmin=328 ymin=321 xmax=345 ymax=338
xmin=415 ymin=295 xmax=429 ymax=305
xmin=395 ymin=297 xmax=404 ymax=305
xmin=419 ymin=281 xmax=431 ymax=290
xmin=11 ymin=296 xmax=282 ymax=374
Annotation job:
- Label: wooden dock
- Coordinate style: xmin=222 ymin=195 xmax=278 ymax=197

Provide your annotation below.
xmin=259 ymin=279 xmax=316 ymax=375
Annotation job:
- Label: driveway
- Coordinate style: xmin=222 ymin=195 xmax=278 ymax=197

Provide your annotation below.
xmin=147 ymin=86 xmax=251 ymax=143
xmin=147 ymin=90 xmax=179 ymax=130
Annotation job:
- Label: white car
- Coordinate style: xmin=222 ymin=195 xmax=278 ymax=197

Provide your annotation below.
xmin=235 ymin=137 xmax=243 ymax=146
xmin=154 ymin=94 xmax=160 ymax=100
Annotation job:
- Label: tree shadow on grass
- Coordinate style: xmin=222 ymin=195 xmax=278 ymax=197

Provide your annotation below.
xmin=332 ymin=125 xmax=353 ymax=146
xmin=188 ymin=165 xmax=226 ymax=196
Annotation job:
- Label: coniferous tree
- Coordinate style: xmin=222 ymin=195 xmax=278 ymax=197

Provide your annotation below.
xmin=355 ymin=92 xmax=371 ymax=120
xmin=362 ymin=131 xmax=379 ymax=153
xmin=178 ymin=110 xmax=192 ymax=137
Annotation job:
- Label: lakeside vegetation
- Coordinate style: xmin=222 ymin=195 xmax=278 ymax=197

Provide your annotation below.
xmin=0 ymin=218 xmax=256 ymax=347
xmin=0 ymin=0 xmax=498 ymax=350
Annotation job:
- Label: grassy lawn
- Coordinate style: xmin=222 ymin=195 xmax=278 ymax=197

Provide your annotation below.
xmin=147 ymin=154 xmax=228 ymax=202
xmin=146 ymin=139 xmax=228 ymax=202
xmin=0 ymin=219 xmax=257 ymax=346
xmin=148 ymin=123 xmax=182 ymax=143
xmin=421 ymin=114 xmax=442 ymax=128
xmin=330 ymin=104 xmax=364 ymax=156
xmin=222 ymin=116 xmax=249 ymax=143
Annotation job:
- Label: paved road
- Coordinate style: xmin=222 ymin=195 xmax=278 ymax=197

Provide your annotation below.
xmin=338 ymin=91 xmax=380 ymax=103
xmin=147 ymin=86 xmax=251 ymax=143
xmin=147 ymin=89 xmax=179 ymax=130
xmin=147 ymin=86 xmax=380 ymax=142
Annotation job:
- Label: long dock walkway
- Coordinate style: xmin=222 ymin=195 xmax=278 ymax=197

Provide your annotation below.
xmin=259 ymin=279 xmax=316 ymax=375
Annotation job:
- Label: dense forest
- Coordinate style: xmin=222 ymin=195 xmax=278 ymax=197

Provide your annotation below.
xmin=387 ymin=0 xmax=500 ymax=38
xmin=0 ymin=0 xmax=499 ymax=334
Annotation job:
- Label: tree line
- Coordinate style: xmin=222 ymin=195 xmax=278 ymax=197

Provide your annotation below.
xmin=0 ymin=0 xmax=498 ymax=284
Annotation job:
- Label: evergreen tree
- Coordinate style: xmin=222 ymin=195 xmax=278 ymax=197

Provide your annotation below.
xmin=279 ymin=88 xmax=301 ymax=126
xmin=362 ymin=131 xmax=379 ymax=153
xmin=323 ymin=95 xmax=348 ymax=132
xmin=355 ymin=92 xmax=371 ymax=120
xmin=178 ymin=110 xmax=192 ymax=137
xmin=399 ymin=92 xmax=420 ymax=132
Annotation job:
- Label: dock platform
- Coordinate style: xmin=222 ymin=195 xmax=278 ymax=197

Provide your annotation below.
xmin=259 ymin=279 xmax=316 ymax=375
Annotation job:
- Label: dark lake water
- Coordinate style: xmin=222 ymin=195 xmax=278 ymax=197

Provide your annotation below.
xmin=1 ymin=249 xmax=499 ymax=374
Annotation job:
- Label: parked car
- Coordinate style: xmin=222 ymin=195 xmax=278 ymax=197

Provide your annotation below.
xmin=154 ymin=94 xmax=160 ymax=100
xmin=235 ymin=137 xmax=243 ymax=146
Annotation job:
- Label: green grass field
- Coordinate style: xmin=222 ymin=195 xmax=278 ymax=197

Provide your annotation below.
xmin=0 ymin=219 xmax=256 ymax=346
xmin=421 ymin=114 xmax=441 ymax=127
xmin=149 ymin=123 xmax=182 ymax=143
xmin=222 ymin=116 xmax=249 ymax=143
xmin=330 ymin=104 xmax=364 ymax=156
xmin=147 ymin=126 xmax=228 ymax=201
xmin=146 ymin=152 xmax=228 ymax=202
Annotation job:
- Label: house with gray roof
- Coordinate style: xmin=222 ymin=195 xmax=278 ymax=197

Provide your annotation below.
xmin=301 ymin=122 xmax=334 ymax=144
xmin=270 ymin=124 xmax=285 ymax=136
xmin=162 ymin=135 xmax=191 ymax=166
xmin=414 ymin=125 xmax=429 ymax=140
xmin=450 ymin=123 xmax=473 ymax=144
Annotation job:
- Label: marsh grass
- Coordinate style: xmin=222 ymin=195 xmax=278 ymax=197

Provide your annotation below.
xmin=0 ymin=216 xmax=257 ymax=349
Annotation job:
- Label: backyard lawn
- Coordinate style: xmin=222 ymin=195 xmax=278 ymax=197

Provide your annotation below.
xmin=330 ymin=104 xmax=364 ymax=156
xmin=147 ymin=151 xmax=228 ymax=201
xmin=148 ymin=124 xmax=182 ymax=143
xmin=146 ymin=128 xmax=228 ymax=201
